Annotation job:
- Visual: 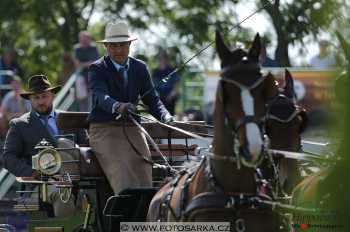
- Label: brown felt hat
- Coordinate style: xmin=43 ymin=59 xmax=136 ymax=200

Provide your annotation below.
xmin=20 ymin=74 xmax=61 ymax=99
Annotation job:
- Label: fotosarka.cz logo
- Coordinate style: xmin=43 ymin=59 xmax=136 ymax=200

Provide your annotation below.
xmin=120 ymin=222 xmax=231 ymax=232
xmin=292 ymin=212 xmax=345 ymax=231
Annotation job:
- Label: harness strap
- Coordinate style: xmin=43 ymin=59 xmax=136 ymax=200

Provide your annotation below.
xmin=235 ymin=115 xmax=261 ymax=131
xmin=163 ymin=159 xmax=205 ymax=221
xmin=178 ymin=168 xmax=198 ymax=219
xmin=183 ymin=192 xmax=272 ymax=220
xmin=206 ymin=152 xmax=237 ymax=163
xmin=161 ymin=170 xmax=188 ymax=221
xmin=167 ymin=129 xmax=173 ymax=164
xmin=221 ymin=73 xmax=266 ymax=91
xmin=205 ymin=156 xmax=225 ymax=193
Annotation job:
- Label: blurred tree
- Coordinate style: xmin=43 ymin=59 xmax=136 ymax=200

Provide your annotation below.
xmin=259 ymin=0 xmax=341 ymax=66
xmin=0 ymin=0 xmax=96 ymax=81
xmin=101 ymin=0 xmax=341 ymax=67
xmin=0 ymin=0 xmax=343 ymax=82
xmin=100 ymin=0 xmax=252 ymax=66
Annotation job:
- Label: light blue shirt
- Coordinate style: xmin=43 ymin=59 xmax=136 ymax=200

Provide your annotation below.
xmin=36 ymin=110 xmax=59 ymax=136
xmin=110 ymin=58 xmax=130 ymax=74
xmin=111 ymin=58 xmax=130 ymax=113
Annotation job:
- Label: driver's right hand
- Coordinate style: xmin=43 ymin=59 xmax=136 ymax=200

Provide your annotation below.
xmin=117 ymin=102 xmax=136 ymax=114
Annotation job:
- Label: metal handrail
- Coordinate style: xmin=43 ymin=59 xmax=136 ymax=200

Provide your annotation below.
xmin=53 ymin=68 xmax=82 ymax=110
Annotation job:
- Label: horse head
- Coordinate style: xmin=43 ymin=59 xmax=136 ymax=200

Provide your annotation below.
xmin=266 ymin=69 xmax=308 ymax=151
xmin=213 ymin=31 xmax=278 ymax=168
xmin=263 ymin=70 xmax=308 ymax=193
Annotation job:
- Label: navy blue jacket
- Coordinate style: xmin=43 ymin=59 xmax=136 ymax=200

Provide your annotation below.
xmin=88 ymin=56 xmax=170 ymax=123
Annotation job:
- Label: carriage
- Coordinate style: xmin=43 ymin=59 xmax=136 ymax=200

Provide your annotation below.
xmin=9 ymin=111 xmax=212 ymax=232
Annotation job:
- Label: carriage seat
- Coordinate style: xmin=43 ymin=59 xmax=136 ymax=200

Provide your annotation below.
xmin=57 ymin=111 xmax=89 ymax=130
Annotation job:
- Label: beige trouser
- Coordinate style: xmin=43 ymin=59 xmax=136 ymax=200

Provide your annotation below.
xmin=89 ymin=122 xmax=152 ymax=194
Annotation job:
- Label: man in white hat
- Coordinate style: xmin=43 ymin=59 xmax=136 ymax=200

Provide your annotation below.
xmin=88 ymin=22 xmax=173 ymax=194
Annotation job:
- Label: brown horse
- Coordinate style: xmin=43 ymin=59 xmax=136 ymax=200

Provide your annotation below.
xmin=264 ymin=69 xmax=308 ymax=195
xmin=147 ymin=31 xmax=281 ymax=231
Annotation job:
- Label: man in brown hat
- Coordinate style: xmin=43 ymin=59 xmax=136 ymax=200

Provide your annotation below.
xmin=2 ymin=74 xmax=87 ymax=217
xmin=88 ymin=22 xmax=174 ymax=195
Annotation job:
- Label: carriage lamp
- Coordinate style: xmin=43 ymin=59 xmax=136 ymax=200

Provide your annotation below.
xmin=32 ymin=148 xmax=62 ymax=176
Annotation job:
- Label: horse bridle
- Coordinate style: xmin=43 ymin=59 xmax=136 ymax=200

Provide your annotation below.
xmin=266 ymin=94 xmax=304 ymax=123
xmin=219 ymin=69 xmax=269 ymax=168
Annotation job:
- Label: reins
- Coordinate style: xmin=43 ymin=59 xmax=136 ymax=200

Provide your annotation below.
xmin=120 ymin=114 xmax=178 ymax=175
xmin=119 ymin=110 xmax=214 ymax=176
xmin=127 ymin=110 xmax=212 ymax=145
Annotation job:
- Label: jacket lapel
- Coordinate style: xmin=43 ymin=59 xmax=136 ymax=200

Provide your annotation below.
xmin=104 ymin=56 xmax=125 ymax=89
xmin=104 ymin=56 xmax=131 ymax=101
xmin=127 ymin=58 xmax=135 ymax=101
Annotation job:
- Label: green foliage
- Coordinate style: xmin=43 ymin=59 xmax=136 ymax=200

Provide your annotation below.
xmin=0 ymin=0 xmax=96 ymax=82
xmin=259 ymin=0 xmax=341 ymax=66
xmin=101 ymin=0 xmax=252 ymax=52
xmin=100 ymin=0 xmax=341 ymax=66
xmin=0 ymin=0 xmax=345 ymax=84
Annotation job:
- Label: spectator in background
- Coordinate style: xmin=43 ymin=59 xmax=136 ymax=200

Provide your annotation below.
xmin=152 ymin=52 xmax=179 ymax=115
xmin=0 ymin=48 xmax=24 ymax=89
xmin=310 ymin=40 xmax=335 ymax=69
xmin=73 ymin=31 xmax=99 ymax=111
xmin=1 ymin=76 xmax=30 ymax=122
xmin=0 ymin=48 xmax=23 ymax=99
xmin=58 ymin=52 xmax=76 ymax=85
xmin=260 ymin=43 xmax=279 ymax=67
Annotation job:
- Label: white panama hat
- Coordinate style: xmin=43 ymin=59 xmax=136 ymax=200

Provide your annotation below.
xmin=97 ymin=22 xmax=137 ymax=43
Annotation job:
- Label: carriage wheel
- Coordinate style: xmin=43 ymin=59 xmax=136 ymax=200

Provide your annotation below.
xmin=72 ymin=224 xmax=95 ymax=232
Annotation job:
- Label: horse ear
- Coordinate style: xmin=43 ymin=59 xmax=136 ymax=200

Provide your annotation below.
xmin=336 ymin=30 xmax=350 ymax=64
xmin=248 ymin=33 xmax=261 ymax=62
xmin=284 ymin=69 xmax=295 ymax=99
xmin=264 ymin=72 xmax=279 ymax=100
xmin=216 ymin=30 xmax=231 ymax=67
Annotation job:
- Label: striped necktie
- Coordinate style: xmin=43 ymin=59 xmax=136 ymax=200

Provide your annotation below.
xmin=119 ymin=66 xmax=128 ymax=97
